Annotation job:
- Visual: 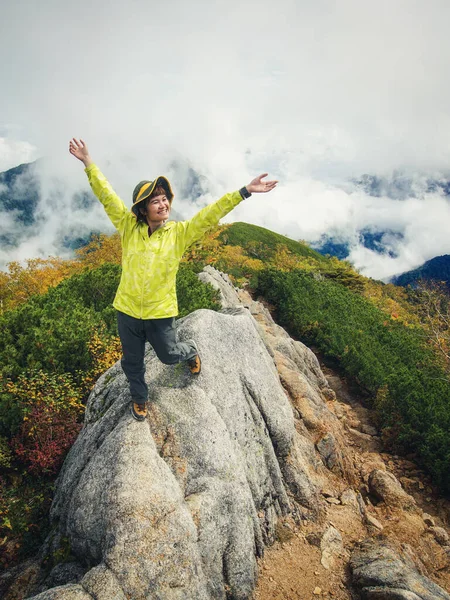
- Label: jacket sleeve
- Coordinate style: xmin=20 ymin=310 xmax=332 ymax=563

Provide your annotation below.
xmin=179 ymin=191 xmax=244 ymax=251
xmin=85 ymin=164 xmax=129 ymax=232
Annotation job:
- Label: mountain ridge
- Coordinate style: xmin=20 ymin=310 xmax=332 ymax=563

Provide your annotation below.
xmin=0 ymin=222 xmax=449 ymax=598
xmin=392 ymin=254 xmax=450 ymax=290
xmin=2 ymin=267 xmax=449 ymax=599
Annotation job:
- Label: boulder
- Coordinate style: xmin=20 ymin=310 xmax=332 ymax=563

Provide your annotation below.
xmin=429 ymin=527 xmax=450 ymax=546
xmin=26 ymin=308 xmax=324 ymax=600
xmin=198 ymin=266 xmax=242 ymax=309
xmin=422 ymin=513 xmax=435 ymax=527
xmin=340 ymin=489 xmax=359 ymax=509
xmin=320 ymin=525 xmax=346 ymax=569
xmin=368 ymin=469 xmax=417 ymax=510
xmin=316 ymin=432 xmax=342 ymax=471
xmin=29 ymin=585 xmax=92 ymax=600
xmin=350 ymin=539 xmax=450 ymax=599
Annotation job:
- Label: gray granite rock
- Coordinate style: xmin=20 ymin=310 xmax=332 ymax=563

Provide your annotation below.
xmin=357 ymin=590 xmax=422 ymax=599
xmin=27 ymin=308 xmax=315 ymax=600
xmin=350 ymin=539 xmax=450 ymax=599
xmin=198 ymin=266 xmax=242 ymax=308
xmin=340 ymin=489 xmax=359 ymax=508
xmin=28 ymin=586 xmax=92 ymax=600
xmin=37 ymin=563 xmax=85 ymax=593
xmin=199 ymin=265 xmax=331 ymax=401
xmin=320 ymin=525 xmax=346 ymax=569
xmin=316 ymin=432 xmax=341 ymax=471
xmin=81 ymin=565 xmax=127 ymax=599
xmin=422 ymin=513 xmax=435 ymax=527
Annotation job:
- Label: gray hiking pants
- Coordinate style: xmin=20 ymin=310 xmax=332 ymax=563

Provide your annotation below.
xmin=117 ymin=310 xmax=197 ymax=404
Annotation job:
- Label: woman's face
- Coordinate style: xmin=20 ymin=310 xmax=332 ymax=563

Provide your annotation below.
xmin=142 ymin=193 xmax=170 ymax=223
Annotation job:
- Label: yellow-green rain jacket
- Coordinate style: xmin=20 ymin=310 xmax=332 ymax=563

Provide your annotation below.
xmin=85 ymin=164 xmax=244 ymax=319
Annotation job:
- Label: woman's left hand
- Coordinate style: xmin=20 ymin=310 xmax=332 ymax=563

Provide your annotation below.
xmin=246 ymin=174 xmax=278 ymax=194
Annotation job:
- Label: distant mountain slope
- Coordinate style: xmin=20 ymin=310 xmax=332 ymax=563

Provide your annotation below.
xmin=0 ymin=161 xmax=40 ymax=247
xmin=392 ymin=254 xmax=450 ymax=290
xmin=353 ymin=172 xmax=450 ymax=200
xmin=0 ymin=160 xmax=97 ymax=253
xmin=313 ymin=171 xmax=450 ymax=262
xmin=0 ymin=161 xmax=40 ymax=219
xmin=313 ymin=228 xmax=403 ymax=260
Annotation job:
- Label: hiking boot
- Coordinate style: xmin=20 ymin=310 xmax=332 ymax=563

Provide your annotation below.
xmin=186 ymin=340 xmax=201 ymax=374
xmin=130 ymin=401 xmax=147 ymax=421
xmin=187 ymin=353 xmax=201 ymax=374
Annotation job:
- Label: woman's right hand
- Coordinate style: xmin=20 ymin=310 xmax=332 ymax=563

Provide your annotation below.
xmin=69 ymin=138 xmax=93 ymax=167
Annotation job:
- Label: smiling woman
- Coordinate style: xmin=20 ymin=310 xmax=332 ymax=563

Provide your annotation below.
xmin=132 ymin=181 xmax=173 ymax=232
xmin=68 ymin=137 xmax=278 ymax=422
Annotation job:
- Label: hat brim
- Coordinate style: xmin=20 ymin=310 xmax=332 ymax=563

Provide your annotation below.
xmin=132 ymin=176 xmax=174 ymax=217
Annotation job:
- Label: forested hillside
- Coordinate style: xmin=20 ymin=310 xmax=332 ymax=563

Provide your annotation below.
xmin=0 ymin=221 xmax=449 ymax=570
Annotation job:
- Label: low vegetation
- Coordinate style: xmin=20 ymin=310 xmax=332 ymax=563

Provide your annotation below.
xmin=255 ymin=269 xmax=450 ymax=492
xmin=0 ymin=221 xmax=449 ymax=568
xmin=0 ymin=246 xmax=220 ymax=568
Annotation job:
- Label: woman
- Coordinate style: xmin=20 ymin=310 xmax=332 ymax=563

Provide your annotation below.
xmin=69 ymin=138 xmax=277 ymax=421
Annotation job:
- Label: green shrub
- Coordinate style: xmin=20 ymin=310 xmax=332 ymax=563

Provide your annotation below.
xmin=0 ymin=475 xmax=53 ymax=568
xmin=176 ymin=264 xmax=221 ymax=318
xmin=0 ymin=436 xmax=12 ymax=468
xmin=0 ymin=260 xmax=221 ymax=567
xmin=0 ymin=262 xmax=220 ymax=380
xmin=255 ymin=268 xmax=450 ymax=492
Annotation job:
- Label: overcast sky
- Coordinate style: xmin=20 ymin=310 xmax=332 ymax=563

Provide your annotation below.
xmin=2 ymin=0 xmax=450 ymax=279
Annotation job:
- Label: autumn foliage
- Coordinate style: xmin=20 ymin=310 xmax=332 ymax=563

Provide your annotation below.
xmin=0 ymin=233 xmax=121 ymax=314
xmin=0 ymin=239 xmax=219 ymax=567
xmin=8 ymin=371 xmax=83 ymax=475
xmin=1 ymin=220 xmax=449 ymax=568
xmin=414 ymin=280 xmax=450 ymax=371
xmin=0 ymin=257 xmax=74 ymax=313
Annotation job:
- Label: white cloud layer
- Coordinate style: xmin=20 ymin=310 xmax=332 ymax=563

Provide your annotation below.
xmin=2 ymin=0 xmax=450 ymax=279
xmin=0 ymin=138 xmax=38 ymax=172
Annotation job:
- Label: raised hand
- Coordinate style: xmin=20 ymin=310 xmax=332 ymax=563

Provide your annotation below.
xmin=69 ymin=138 xmax=93 ymax=167
xmin=246 ymin=173 xmax=278 ymax=194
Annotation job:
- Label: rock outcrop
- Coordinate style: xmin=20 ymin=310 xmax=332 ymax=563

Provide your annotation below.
xmin=350 ymin=539 xmax=450 ymax=599
xmin=368 ymin=469 xmax=418 ymax=511
xmin=4 ymin=266 xmax=449 ymax=600
xmin=18 ymin=267 xmax=338 ymax=600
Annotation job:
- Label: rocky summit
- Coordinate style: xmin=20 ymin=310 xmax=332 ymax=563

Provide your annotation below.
xmin=3 ymin=266 xmax=450 ymax=600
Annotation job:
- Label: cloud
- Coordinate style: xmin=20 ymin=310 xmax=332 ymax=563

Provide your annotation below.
xmin=0 ymin=138 xmax=38 ymax=172
xmin=1 ymin=0 xmax=450 ymax=278
xmin=0 ymin=160 xmax=115 ymax=268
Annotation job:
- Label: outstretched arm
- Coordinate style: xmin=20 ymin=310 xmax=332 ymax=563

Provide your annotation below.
xmin=180 ymin=173 xmax=278 ymax=251
xmin=69 ymin=138 xmax=128 ymax=232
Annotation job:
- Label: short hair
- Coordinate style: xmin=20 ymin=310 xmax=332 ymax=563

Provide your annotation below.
xmin=151 ymin=185 xmax=167 ymax=198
